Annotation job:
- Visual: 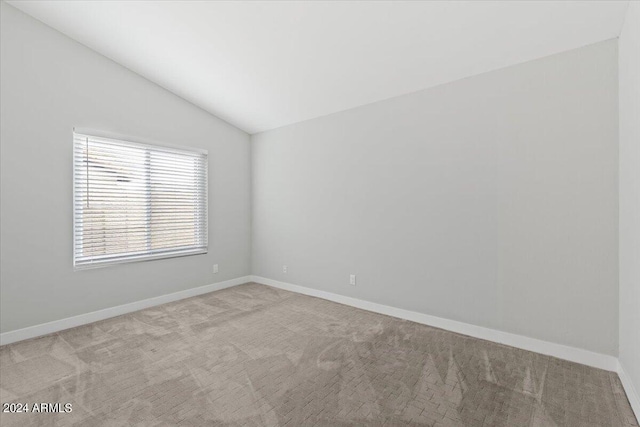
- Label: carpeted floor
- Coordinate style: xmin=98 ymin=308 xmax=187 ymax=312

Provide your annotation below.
xmin=0 ymin=283 xmax=637 ymax=426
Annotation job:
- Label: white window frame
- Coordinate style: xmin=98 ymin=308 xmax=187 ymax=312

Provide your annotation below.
xmin=72 ymin=128 xmax=208 ymax=270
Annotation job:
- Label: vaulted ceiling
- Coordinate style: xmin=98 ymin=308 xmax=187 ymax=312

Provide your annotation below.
xmin=9 ymin=1 xmax=630 ymax=134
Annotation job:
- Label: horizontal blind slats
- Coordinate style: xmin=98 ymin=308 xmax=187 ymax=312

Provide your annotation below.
xmin=73 ymin=166 xmax=206 ymax=179
xmin=75 ymin=227 xmax=205 ymax=241
xmin=76 ymin=187 xmax=206 ymax=193
xmin=73 ymin=142 xmax=204 ymax=158
xmin=73 ymin=132 xmax=208 ymax=268
xmin=76 ymin=208 xmax=205 ymax=213
xmin=77 ymin=238 xmax=205 ymax=251
xmin=75 ymin=246 xmax=206 ymax=261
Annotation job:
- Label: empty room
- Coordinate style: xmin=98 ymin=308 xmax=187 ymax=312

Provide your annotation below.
xmin=0 ymin=0 xmax=639 ymax=426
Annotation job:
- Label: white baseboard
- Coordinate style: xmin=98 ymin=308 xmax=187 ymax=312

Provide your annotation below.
xmin=0 ymin=276 xmax=252 ymax=346
xmin=1 ymin=274 xmax=636 ymax=420
xmin=618 ymin=361 xmax=640 ymax=422
xmin=250 ymin=275 xmax=619 ymax=372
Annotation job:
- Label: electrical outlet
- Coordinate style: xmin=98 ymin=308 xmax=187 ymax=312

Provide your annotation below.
xmin=213 ymin=264 xmax=219 ymax=274
xmin=350 ymin=274 xmax=356 ymax=286
xmin=283 ymin=265 xmax=288 ymax=273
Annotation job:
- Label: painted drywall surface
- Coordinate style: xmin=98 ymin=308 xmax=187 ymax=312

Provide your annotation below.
xmin=619 ymin=0 xmax=640 ymax=400
xmin=252 ymin=40 xmax=619 ymax=355
xmin=0 ymin=2 xmax=251 ymax=333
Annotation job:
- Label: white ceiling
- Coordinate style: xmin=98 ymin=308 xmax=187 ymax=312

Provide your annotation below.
xmin=9 ymin=1 xmax=630 ymax=134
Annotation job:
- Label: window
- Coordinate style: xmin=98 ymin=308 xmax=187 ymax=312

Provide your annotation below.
xmin=73 ymin=131 xmax=207 ymax=269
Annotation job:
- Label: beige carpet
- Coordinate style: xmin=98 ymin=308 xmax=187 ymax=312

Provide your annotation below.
xmin=0 ymin=282 xmax=637 ymax=426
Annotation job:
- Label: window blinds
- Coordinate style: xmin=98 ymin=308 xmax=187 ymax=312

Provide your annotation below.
xmin=73 ymin=132 xmax=208 ymax=269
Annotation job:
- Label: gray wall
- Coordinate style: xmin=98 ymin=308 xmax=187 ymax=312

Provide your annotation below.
xmin=252 ymin=40 xmax=619 ymax=356
xmin=619 ymin=0 xmax=640 ymax=399
xmin=0 ymin=2 xmax=251 ymax=333
xmin=0 ymin=0 xmax=624 ymax=361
